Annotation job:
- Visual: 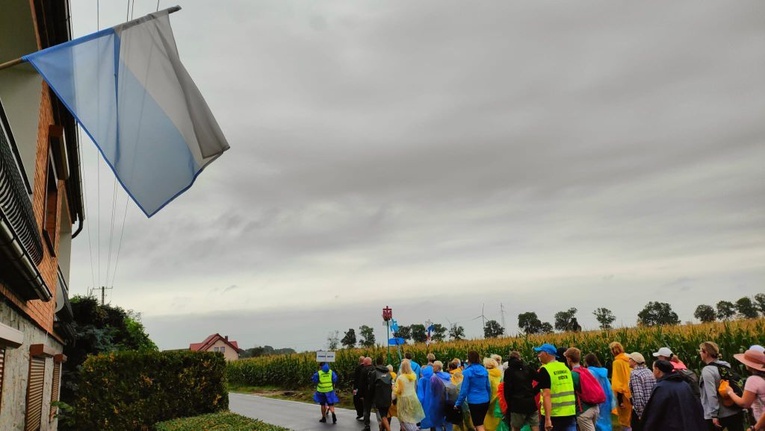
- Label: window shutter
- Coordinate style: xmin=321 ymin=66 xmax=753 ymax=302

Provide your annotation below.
xmin=0 ymin=346 xmax=6 ymax=410
xmin=50 ymin=354 xmax=65 ymax=420
xmin=25 ymin=356 xmax=45 ymax=431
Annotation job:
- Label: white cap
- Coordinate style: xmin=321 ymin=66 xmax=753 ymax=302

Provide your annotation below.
xmin=750 ymin=345 xmax=765 ymax=353
xmin=652 ymin=347 xmax=673 ymax=358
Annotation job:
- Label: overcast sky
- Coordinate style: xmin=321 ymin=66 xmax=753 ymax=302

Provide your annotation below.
xmin=67 ymin=0 xmax=765 ymax=352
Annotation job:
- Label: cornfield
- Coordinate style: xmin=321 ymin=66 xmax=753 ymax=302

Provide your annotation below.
xmin=226 ymin=319 xmax=765 ymax=390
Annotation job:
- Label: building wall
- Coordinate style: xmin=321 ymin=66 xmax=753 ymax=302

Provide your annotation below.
xmin=0 ymin=303 xmax=61 ymax=431
xmin=207 ymin=339 xmax=239 ymax=361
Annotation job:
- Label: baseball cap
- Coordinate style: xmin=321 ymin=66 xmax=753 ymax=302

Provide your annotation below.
xmin=533 ymin=343 xmax=557 ymax=356
xmin=652 ymin=347 xmax=673 ymax=358
xmin=629 ymin=352 xmax=646 ymax=364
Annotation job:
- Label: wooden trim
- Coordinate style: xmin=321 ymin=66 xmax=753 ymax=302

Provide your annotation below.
xmin=29 ymin=343 xmax=56 ymax=358
xmin=53 ymin=353 xmax=66 ymax=363
xmin=0 ymin=322 xmax=23 ymax=348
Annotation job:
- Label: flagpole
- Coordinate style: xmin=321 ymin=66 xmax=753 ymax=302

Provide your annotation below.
xmin=0 ymin=6 xmax=182 ymax=72
xmin=0 ymin=58 xmax=23 ymax=72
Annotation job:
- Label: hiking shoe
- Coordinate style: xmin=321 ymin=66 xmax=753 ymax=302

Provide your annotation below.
xmin=332 ymin=413 xmax=337 ymax=424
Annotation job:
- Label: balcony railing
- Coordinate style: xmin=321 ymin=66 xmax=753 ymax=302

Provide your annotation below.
xmin=0 ymin=98 xmax=51 ymax=301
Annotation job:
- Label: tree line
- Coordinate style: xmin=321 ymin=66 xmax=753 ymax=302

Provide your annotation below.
xmin=328 ymin=293 xmax=765 ymax=348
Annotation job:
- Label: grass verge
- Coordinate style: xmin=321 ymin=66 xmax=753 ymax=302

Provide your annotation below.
xmin=227 ymin=384 xmax=355 ymax=410
xmin=154 ymin=411 xmax=290 ymax=431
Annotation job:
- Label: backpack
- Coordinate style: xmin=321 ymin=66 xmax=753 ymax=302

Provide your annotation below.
xmin=443 ymin=381 xmax=462 ymax=424
xmin=573 ymin=367 xmax=606 ymax=405
xmin=710 ymin=362 xmax=744 ymax=407
xmin=676 ymin=368 xmax=701 ymax=398
xmin=372 ymin=369 xmax=392 ymax=404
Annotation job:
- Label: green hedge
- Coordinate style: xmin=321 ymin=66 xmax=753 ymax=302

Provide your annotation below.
xmin=74 ymin=350 xmax=229 ymax=430
xmin=155 ymin=411 xmax=290 ymax=431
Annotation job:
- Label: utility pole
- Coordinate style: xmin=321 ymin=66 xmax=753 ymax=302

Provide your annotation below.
xmin=500 ymin=303 xmax=506 ymax=334
xmin=89 ymin=286 xmax=113 ymax=306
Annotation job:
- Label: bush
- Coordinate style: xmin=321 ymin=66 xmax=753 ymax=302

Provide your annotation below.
xmin=74 ymin=350 xmax=228 ymax=430
xmin=155 ymin=411 xmax=289 ymax=431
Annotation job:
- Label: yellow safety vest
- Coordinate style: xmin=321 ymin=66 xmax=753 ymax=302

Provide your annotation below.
xmin=540 ymin=361 xmax=576 ymax=417
xmin=317 ymin=370 xmax=334 ymax=393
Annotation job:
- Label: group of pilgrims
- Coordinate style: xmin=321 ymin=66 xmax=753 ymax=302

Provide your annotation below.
xmin=311 ymin=340 xmax=765 ymax=431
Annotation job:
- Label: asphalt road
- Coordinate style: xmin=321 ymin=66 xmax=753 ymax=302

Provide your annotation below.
xmin=229 ymin=393 xmax=402 ymax=431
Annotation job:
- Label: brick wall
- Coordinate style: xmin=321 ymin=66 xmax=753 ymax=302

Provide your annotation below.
xmin=0 ymin=81 xmax=60 ymax=334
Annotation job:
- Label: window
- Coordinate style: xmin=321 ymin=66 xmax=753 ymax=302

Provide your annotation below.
xmin=26 ymin=344 xmax=54 ymax=431
xmin=213 ymin=346 xmax=225 ymax=353
xmin=26 ymin=356 xmax=45 ymax=431
xmin=0 ymin=323 xmax=23 ymax=412
xmin=42 ymin=150 xmax=59 ymax=254
xmin=49 ymin=354 xmax=65 ymax=421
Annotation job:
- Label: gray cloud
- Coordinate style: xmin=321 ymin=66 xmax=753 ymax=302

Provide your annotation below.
xmin=68 ymin=0 xmax=765 ymax=350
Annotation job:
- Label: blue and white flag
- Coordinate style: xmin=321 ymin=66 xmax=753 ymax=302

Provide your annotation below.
xmin=23 ymin=7 xmax=229 ymax=217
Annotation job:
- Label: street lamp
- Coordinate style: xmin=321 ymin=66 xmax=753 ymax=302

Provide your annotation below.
xmin=382 ymin=306 xmax=392 ymax=364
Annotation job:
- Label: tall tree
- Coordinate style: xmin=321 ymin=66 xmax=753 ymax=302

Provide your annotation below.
xmin=394 ymin=325 xmax=412 ymax=342
xmin=637 ymin=301 xmax=680 ymax=326
xmin=736 ymin=297 xmax=759 ymax=319
xmin=484 ymin=320 xmax=504 ymax=338
xmin=518 ymin=312 xmax=543 ymax=335
xmin=755 ymin=293 xmax=765 ymax=316
xmin=716 ymin=300 xmax=736 ymax=321
xmin=326 ymin=331 xmax=340 ymax=350
xmin=694 ymin=304 xmax=717 ymax=323
xmin=431 ymin=323 xmax=447 ymax=342
xmin=410 ymin=324 xmax=427 ymax=343
xmin=593 ymin=308 xmax=616 ymax=330
xmin=554 ymin=307 xmax=578 ymax=332
xmin=449 ymin=324 xmax=465 ymax=340
xmin=359 ymin=325 xmax=376 ymax=347
xmin=341 ymin=328 xmax=357 ymax=349
xmin=540 ymin=322 xmax=554 ymax=334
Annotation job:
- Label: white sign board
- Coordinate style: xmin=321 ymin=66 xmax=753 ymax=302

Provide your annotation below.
xmin=316 ymin=351 xmax=336 ymax=362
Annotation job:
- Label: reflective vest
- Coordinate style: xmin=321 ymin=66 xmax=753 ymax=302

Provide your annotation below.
xmin=540 ymin=361 xmax=576 ymax=417
xmin=317 ymin=370 xmax=334 ymax=393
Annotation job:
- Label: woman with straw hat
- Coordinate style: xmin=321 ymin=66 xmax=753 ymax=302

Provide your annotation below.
xmin=726 ymin=349 xmax=765 ymax=429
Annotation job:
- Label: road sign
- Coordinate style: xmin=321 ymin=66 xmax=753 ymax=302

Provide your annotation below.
xmin=316 ymin=351 xmax=336 ymax=362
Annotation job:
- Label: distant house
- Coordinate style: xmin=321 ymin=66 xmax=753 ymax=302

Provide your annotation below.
xmin=0 ymin=2 xmax=84 ymax=430
xmin=190 ymin=334 xmax=241 ymax=361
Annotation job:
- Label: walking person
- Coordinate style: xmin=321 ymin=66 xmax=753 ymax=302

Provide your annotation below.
xmin=609 ymin=342 xmax=633 ymax=431
xmin=354 ymin=356 xmax=367 ymax=421
xmin=503 ymin=351 xmax=539 ymax=431
xmin=725 ymin=349 xmax=765 ymax=426
xmin=429 ymin=361 xmax=455 ymax=431
xmin=359 ymin=357 xmax=376 ymax=431
xmin=640 ymin=360 xmax=706 ymax=430
xmin=396 ymin=359 xmax=426 ymax=431
xmin=455 ymin=350 xmax=492 ymax=431
xmin=312 ymin=362 xmax=339 ymax=424
xmin=564 ymin=347 xmax=600 ymax=431
xmin=484 ymin=357 xmax=503 ymax=431
xmin=583 ymin=353 xmax=615 ymax=431
xmin=370 ymin=356 xmax=394 ymax=431
xmin=699 ymin=341 xmax=745 ymax=430
xmin=627 ymin=352 xmax=655 ymax=431
xmin=535 ymin=343 xmax=577 ymax=431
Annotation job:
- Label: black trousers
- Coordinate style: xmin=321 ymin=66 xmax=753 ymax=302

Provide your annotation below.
xmin=363 ymin=396 xmax=374 ymax=428
xmin=705 ymin=411 xmax=744 ymax=431
xmin=354 ymin=391 xmax=364 ymax=417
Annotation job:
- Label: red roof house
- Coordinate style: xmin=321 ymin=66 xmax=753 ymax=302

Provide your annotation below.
xmin=190 ymin=333 xmax=241 ymax=361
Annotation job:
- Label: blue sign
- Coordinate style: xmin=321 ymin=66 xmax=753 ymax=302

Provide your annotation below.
xmin=389 ymin=337 xmax=406 ymax=346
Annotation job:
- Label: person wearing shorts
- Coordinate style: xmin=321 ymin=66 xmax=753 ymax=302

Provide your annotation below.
xmin=312 ymin=362 xmax=339 ymax=424
xmin=455 ymin=350 xmax=492 ymax=431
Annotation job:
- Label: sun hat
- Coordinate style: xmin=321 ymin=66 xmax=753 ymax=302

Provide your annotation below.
xmin=733 ymin=349 xmax=765 ymax=370
xmin=652 ymin=347 xmax=673 ymax=358
xmin=629 ymin=352 xmax=646 ymax=364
